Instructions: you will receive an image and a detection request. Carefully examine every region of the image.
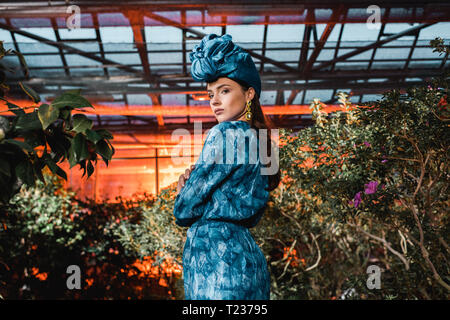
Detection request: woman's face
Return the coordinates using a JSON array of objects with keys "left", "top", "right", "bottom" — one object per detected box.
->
[{"left": 207, "top": 77, "right": 255, "bottom": 123}]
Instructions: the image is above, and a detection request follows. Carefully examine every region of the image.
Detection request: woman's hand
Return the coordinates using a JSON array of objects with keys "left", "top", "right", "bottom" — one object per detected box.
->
[{"left": 176, "top": 165, "right": 195, "bottom": 196}]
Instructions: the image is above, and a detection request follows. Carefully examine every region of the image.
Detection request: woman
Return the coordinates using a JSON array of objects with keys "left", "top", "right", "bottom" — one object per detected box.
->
[{"left": 173, "top": 33, "right": 280, "bottom": 300}]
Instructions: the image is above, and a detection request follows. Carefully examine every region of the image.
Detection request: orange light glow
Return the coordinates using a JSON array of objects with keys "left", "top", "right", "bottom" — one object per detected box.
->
[
  {"left": 31, "top": 267, "right": 48, "bottom": 281},
  {"left": 124, "top": 251, "right": 182, "bottom": 287},
  {"left": 1, "top": 99, "right": 349, "bottom": 116},
  {"left": 191, "top": 94, "right": 210, "bottom": 101}
]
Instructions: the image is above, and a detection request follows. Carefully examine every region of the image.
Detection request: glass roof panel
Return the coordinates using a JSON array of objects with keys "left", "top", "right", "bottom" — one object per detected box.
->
[
  {"left": 104, "top": 53, "right": 141, "bottom": 65},
  {"left": 0, "top": 29, "right": 13, "bottom": 42},
  {"left": 260, "top": 90, "right": 277, "bottom": 105},
  {"left": 100, "top": 27, "right": 133, "bottom": 43},
  {"left": 59, "top": 27, "right": 97, "bottom": 40},
  {"left": 148, "top": 52, "right": 182, "bottom": 65},
  {"left": 22, "top": 54, "right": 63, "bottom": 67},
  {"left": 411, "top": 47, "right": 439, "bottom": 59},
  {"left": 14, "top": 27, "right": 56, "bottom": 42},
  {"left": 126, "top": 94, "right": 153, "bottom": 105},
  {"left": 383, "top": 22, "right": 420, "bottom": 35},
  {"left": 340, "top": 23, "right": 380, "bottom": 41},
  {"left": 145, "top": 26, "right": 182, "bottom": 45},
  {"left": 17, "top": 42, "right": 59, "bottom": 54},
  {"left": 419, "top": 22, "right": 450, "bottom": 39},
  {"left": 374, "top": 47, "right": 410, "bottom": 60},
  {"left": 64, "top": 54, "right": 102, "bottom": 66},
  {"left": 303, "top": 89, "right": 334, "bottom": 103},
  {"left": 265, "top": 49, "right": 299, "bottom": 62},
  {"left": 161, "top": 94, "right": 186, "bottom": 105},
  {"left": 227, "top": 25, "right": 265, "bottom": 42},
  {"left": 11, "top": 18, "right": 51, "bottom": 28},
  {"left": 64, "top": 41, "right": 100, "bottom": 52},
  {"left": 267, "top": 24, "right": 304, "bottom": 42}
]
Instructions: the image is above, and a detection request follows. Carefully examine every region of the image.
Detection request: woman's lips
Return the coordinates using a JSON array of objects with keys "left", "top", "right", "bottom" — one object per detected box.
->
[{"left": 214, "top": 108, "right": 224, "bottom": 115}]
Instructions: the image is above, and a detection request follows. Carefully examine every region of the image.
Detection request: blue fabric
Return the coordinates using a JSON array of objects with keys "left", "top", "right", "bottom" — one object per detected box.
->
[
  {"left": 189, "top": 33, "right": 262, "bottom": 97},
  {"left": 173, "top": 121, "right": 270, "bottom": 300}
]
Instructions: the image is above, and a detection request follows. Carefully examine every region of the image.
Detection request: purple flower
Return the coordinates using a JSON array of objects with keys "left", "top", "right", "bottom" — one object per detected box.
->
[
  {"left": 381, "top": 159, "right": 388, "bottom": 163},
  {"left": 350, "top": 191, "right": 362, "bottom": 208},
  {"left": 364, "top": 181, "right": 379, "bottom": 195},
  {"left": 363, "top": 141, "right": 371, "bottom": 147}
]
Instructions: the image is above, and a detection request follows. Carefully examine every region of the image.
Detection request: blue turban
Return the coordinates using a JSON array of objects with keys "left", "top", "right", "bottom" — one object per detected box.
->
[{"left": 189, "top": 33, "right": 261, "bottom": 97}]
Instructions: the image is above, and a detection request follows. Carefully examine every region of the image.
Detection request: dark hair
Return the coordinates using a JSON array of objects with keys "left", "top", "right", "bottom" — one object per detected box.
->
[{"left": 210, "top": 77, "right": 281, "bottom": 192}]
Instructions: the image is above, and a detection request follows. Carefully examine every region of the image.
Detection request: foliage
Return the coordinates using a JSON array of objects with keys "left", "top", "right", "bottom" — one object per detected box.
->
[
  {"left": 0, "top": 171, "right": 182, "bottom": 299},
  {"left": 251, "top": 78, "right": 449, "bottom": 299},
  {"left": 0, "top": 40, "right": 115, "bottom": 205}
]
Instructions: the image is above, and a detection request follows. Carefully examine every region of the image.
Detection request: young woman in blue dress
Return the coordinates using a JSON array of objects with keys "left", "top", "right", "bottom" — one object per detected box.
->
[{"left": 173, "top": 33, "right": 281, "bottom": 300}]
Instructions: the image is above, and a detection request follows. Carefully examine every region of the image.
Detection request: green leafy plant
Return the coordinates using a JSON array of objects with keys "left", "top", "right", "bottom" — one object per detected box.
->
[
  {"left": 0, "top": 171, "right": 181, "bottom": 299},
  {"left": 0, "top": 40, "right": 115, "bottom": 205}
]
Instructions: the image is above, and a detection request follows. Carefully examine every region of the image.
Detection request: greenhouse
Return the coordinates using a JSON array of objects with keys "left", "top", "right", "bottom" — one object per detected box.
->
[{"left": 0, "top": 0, "right": 449, "bottom": 303}]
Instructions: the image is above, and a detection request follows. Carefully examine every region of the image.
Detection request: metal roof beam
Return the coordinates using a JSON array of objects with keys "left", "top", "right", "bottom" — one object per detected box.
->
[
  {"left": 313, "top": 22, "right": 436, "bottom": 71},
  {"left": 145, "top": 11, "right": 300, "bottom": 73}
]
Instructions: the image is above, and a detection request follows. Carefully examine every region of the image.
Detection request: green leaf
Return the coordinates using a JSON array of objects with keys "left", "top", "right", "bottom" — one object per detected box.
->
[
  {"left": 65, "top": 89, "right": 82, "bottom": 95},
  {"left": 60, "top": 108, "right": 71, "bottom": 120},
  {"left": 33, "top": 158, "right": 46, "bottom": 185},
  {"left": 85, "top": 128, "right": 102, "bottom": 143},
  {"left": 44, "top": 156, "right": 68, "bottom": 180},
  {"left": 87, "top": 160, "right": 94, "bottom": 178},
  {"left": 45, "top": 131, "right": 70, "bottom": 162},
  {"left": 72, "top": 133, "right": 89, "bottom": 162},
  {"left": 15, "top": 111, "right": 42, "bottom": 131},
  {"left": 23, "top": 130, "right": 46, "bottom": 149},
  {"left": 68, "top": 144, "right": 77, "bottom": 168},
  {"left": 51, "top": 93, "right": 93, "bottom": 110},
  {"left": 38, "top": 103, "right": 60, "bottom": 130},
  {"left": 72, "top": 114, "right": 93, "bottom": 133},
  {"left": 95, "top": 129, "right": 113, "bottom": 140},
  {"left": 96, "top": 139, "right": 113, "bottom": 163},
  {"left": 3, "top": 139, "right": 35, "bottom": 153},
  {"left": 15, "top": 160, "right": 35, "bottom": 187},
  {"left": 79, "top": 160, "right": 87, "bottom": 178},
  {"left": 0, "top": 158, "right": 11, "bottom": 177},
  {"left": 19, "top": 82, "right": 40, "bottom": 103}
]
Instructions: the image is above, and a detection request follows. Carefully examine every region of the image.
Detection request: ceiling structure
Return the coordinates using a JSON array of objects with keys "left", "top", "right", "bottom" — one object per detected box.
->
[
  {"left": 1, "top": 0, "right": 449, "bottom": 198},
  {"left": 1, "top": 0, "right": 450, "bottom": 142}
]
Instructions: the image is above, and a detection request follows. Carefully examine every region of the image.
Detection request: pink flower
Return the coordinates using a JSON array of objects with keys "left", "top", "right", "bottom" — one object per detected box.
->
[
  {"left": 364, "top": 181, "right": 379, "bottom": 194},
  {"left": 349, "top": 191, "right": 362, "bottom": 208},
  {"left": 363, "top": 141, "right": 371, "bottom": 147}
]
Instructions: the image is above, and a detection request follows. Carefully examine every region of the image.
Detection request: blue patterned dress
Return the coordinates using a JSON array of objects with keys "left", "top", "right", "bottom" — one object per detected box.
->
[{"left": 173, "top": 120, "right": 271, "bottom": 300}]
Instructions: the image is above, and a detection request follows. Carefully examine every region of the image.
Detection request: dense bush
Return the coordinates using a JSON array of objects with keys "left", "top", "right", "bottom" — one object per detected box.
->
[
  {"left": 0, "top": 171, "right": 182, "bottom": 299},
  {"left": 253, "top": 82, "right": 449, "bottom": 299}
]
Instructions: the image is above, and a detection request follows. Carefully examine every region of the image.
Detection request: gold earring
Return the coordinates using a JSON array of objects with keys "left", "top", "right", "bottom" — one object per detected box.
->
[{"left": 245, "top": 100, "right": 252, "bottom": 121}]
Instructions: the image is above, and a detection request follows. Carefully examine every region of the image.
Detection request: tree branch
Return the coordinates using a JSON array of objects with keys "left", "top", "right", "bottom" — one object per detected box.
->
[{"left": 347, "top": 222, "right": 410, "bottom": 270}]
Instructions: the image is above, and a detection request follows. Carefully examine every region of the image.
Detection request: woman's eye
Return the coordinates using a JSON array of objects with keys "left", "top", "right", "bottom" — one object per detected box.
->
[{"left": 221, "top": 89, "right": 229, "bottom": 94}]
